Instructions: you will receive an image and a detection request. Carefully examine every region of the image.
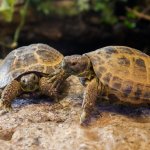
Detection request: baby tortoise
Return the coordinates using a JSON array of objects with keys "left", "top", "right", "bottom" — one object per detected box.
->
[
  {"left": 0, "top": 43, "right": 65, "bottom": 111},
  {"left": 58, "top": 46, "right": 150, "bottom": 124}
]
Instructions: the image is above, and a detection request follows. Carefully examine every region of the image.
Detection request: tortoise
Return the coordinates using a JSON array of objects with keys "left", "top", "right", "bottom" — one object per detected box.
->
[
  {"left": 55, "top": 46, "right": 150, "bottom": 124},
  {"left": 0, "top": 43, "right": 65, "bottom": 111}
]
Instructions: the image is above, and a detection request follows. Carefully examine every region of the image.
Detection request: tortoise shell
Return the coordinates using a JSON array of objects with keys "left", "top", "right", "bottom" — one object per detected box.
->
[
  {"left": 0, "top": 43, "right": 63, "bottom": 88},
  {"left": 85, "top": 46, "right": 150, "bottom": 102}
]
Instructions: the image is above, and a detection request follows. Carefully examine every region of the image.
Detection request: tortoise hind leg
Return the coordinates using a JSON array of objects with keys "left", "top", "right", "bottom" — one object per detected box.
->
[
  {"left": 0, "top": 80, "right": 21, "bottom": 111},
  {"left": 80, "top": 77, "right": 100, "bottom": 125}
]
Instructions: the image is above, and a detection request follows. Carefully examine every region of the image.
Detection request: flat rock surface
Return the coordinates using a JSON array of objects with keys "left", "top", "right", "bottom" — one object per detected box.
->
[
  {"left": 0, "top": 59, "right": 3, "bottom": 64},
  {"left": 0, "top": 58, "right": 150, "bottom": 150}
]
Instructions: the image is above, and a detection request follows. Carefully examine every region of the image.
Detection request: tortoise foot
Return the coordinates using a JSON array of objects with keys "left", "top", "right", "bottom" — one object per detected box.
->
[
  {"left": 0, "top": 101, "right": 13, "bottom": 112},
  {"left": 80, "top": 111, "right": 91, "bottom": 126}
]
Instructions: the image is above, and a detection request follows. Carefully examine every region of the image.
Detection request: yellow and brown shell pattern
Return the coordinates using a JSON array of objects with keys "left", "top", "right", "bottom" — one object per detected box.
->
[
  {"left": 86, "top": 46, "right": 150, "bottom": 104},
  {"left": 0, "top": 43, "right": 63, "bottom": 88}
]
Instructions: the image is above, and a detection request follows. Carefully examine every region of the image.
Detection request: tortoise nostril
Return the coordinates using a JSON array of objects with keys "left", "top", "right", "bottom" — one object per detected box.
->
[
  {"left": 22, "top": 79, "right": 26, "bottom": 83},
  {"left": 71, "top": 62, "right": 77, "bottom": 66}
]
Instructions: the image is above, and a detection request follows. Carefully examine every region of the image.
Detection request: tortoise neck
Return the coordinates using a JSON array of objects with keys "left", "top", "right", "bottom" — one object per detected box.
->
[{"left": 78, "top": 56, "right": 94, "bottom": 80}]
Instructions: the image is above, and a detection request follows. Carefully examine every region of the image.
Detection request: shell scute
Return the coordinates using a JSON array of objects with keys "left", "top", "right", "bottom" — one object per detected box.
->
[
  {"left": 13, "top": 53, "right": 38, "bottom": 70},
  {"left": 144, "top": 92, "right": 150, "bottom": 99},
  {"left": 135, "top": 58, "right": 146, "bottom": 68},
  {"left": 0, "top": 43, "right": 63, "bottom": 88},
  {"left": 117, "top": 56, "right": 130, "bottom": 67},
  {"left": 115, "top": 46, "right": 134, "bottom": 54},
  {"left": 86, "top": 46, "right": 150, "bottom": 100},
  {"left": 101, "top": 72, "right": 112, "bottom": 84},
  {"left": 11, "top": 69, "right": 25, "bottom": 79},
  {"left": 27, "top": 65, "right": 45, "bottom": 72},
  {"left": 103, "top": 46, "right": 118, "bottom": 54},
  {"left": 134, "top": 84, "right": 143, "bottom": 99},
  {"left": 121, "top": 80, "right": 133, "bottom": 97}
]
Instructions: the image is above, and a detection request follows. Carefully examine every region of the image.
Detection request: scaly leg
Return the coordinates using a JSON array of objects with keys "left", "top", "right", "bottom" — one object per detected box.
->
[
  {"left": 39, "top": 71, "right": 69, "bottom": 101},
  {"left": 0, "top": 80, "right": 21, "bottom": 111},
  {"left": 48, "top": 70, "right": 69, "bottom": 91},
  {"left": 80, "top": 77, "right": 100, "bottom": 125},
  {"left": 39, "top": 77, "right": 56, "bottom": 98}
]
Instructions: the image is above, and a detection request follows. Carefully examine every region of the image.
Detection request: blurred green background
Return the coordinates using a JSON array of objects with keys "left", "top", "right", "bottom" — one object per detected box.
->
[{"left": 0, "top": 0, "right": 150, "bottom": 58}]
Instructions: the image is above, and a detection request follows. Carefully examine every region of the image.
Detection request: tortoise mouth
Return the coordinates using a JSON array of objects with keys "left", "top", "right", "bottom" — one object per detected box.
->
[
  {"left": 20, "top": 73, "right": 40, "bottom": 92},
  {"left": 21, "top": 83, "right": 39, "bottom": 92}
]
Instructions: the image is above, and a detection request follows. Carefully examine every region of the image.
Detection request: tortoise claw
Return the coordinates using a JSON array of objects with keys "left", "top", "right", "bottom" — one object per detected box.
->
[
  {"left": 3, "top": 106, "right": 13, "bottom": 112},
  {"left": 80, "top": 111, "right": 90, "bottom": 125},
  {"left": 0, "top": 101, "right": 13, "bottom": 112}
]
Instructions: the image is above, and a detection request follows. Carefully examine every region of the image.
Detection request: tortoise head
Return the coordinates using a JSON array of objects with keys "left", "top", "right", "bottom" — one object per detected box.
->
[
  {"left": 61, "top": 55, "right": 91, "bottom": 77},
  {"left": 20, "top": 73, "right": 39, "bottom": 92}
]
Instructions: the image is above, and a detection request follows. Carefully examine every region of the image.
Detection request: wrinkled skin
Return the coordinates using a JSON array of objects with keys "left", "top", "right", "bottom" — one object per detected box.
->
[
  {"left": 0, "top": 72, "right": 65, "bottom": 111},
  {"left": 62, "top": 55, "right": 100, "bottom": 125}
]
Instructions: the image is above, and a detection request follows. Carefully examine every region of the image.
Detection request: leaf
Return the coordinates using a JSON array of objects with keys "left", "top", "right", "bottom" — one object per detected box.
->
[
  {"left": 93, "top": 2, "right": 106, "bottom": 12},
  {"left": 77, "top": 0, "right": 90, "bottom": 12},
  {"left": 124, "top": 20, "right": 136, "bottom": 29},
  {"left": 0, "top": 0, "right": 16, "bottom": 22}
]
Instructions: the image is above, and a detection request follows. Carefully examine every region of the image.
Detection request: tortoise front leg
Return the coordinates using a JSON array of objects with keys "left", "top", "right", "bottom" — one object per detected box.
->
[
  {"left": 39, "top": 76, "right": 60, "bottom": 101},
  {"left": 0, "top": 80, "right": 22, "bottom": 111},
  {"left": 80, "top": 77, "right": 100, "bottom": 125},
  {"left": 39, "top": 72, "right": 69, "bottom": 101},
  {"left": 47, "top": 69, "right": 69, "bottom": 91},
  {"left": 39, "top": 77, "right": 55, "bottom": 97}
]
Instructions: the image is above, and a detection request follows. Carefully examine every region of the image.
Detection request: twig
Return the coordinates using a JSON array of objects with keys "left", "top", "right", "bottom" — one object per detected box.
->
[
  {"left": 12, "top": 0, "right": 29, "bottom": 48},
  {"left": 127, "top": 7, "right": 150, "bottom": 21}
]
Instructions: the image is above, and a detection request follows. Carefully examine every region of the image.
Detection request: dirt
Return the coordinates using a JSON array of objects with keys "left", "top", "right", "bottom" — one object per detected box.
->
[{"left": 0, "top": 74, "right": 149, "bottom": 150}]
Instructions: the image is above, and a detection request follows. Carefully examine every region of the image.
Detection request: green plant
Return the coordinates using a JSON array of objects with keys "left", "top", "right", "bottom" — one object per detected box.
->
[
  {"left": 0, "top": 0, "right": 150, "bottom": 47},
  {"left": 12, "top": 0, "right": 29, "bottom": 48},
  {"left": 77, "top": 0, "right": 90, "bottom": 12},
  {"left": 92, "top": 0, "right": 118, "bottom": 24},
  {"left": 0, "top": 0, "right": 16, "bottom": 22},
  {"left": 30, "top": 0, "right": 77, "bottom": 16},
  {"left": 0, "top": 0, "right": 29, "bottom": 48}
]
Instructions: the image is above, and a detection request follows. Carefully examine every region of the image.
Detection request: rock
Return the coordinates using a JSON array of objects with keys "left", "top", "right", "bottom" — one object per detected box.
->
[
  {"left": 0, "top": 76, "right": 150, "bottom": 150},
  {"left": 0, "top": 59, "right": 3, "bottom": 64}
]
